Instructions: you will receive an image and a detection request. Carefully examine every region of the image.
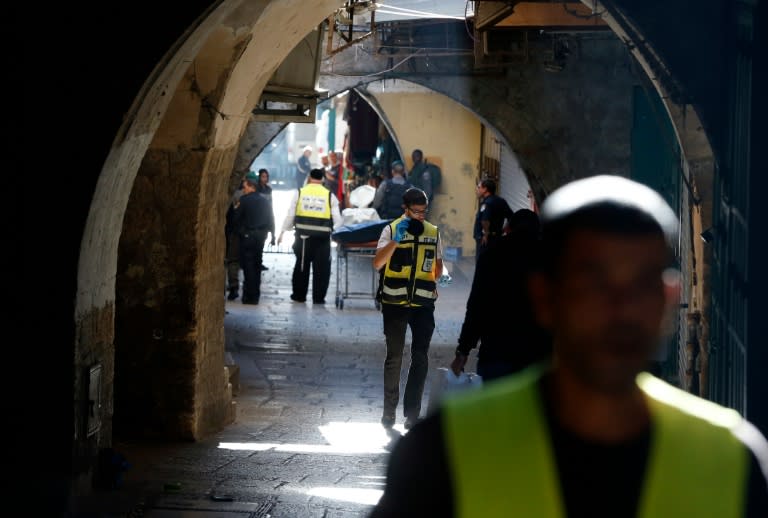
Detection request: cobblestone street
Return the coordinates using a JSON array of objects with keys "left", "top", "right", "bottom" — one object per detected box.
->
[{"left": 101, "top": 189, "right": 475, "bottom": 517}]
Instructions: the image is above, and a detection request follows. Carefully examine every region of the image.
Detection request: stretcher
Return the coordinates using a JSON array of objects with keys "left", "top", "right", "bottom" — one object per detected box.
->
[
  {"left": 331, "top": 219, "right": 391, "bottom": 310},
  {"left": 333, "top": 241, "right": 380, "bottom": 310}
]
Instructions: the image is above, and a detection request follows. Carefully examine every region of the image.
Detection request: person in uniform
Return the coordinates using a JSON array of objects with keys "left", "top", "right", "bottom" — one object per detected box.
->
[
  {"left": 473, "top": 178, "right": 513, "bottom": 261},
  {"left": 278, "top": 168, "right": 342, "bottom": 304},
  {"left": 256, "top": 168, "right": 276, "bottom": 271},
  {"left": 233, "top": 170, "right": 273, "bottom": 305},
  {"left": 373, "top": 188, "right": 443, "bottom": 431},
  {"left": 370, "top": 175, "right": 768, "bottom": 517}
]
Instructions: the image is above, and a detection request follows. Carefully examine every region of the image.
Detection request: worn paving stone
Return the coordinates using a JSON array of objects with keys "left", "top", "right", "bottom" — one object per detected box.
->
[{"left": 106, "top": 195, "right": 475, "bottom": 516}]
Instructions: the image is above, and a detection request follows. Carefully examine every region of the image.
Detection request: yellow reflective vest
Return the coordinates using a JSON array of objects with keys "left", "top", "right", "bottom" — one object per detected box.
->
[
  {"left": 443, "top": 367, "right": 749, "bottom": 518},
  {"left": 294, "top": 183, "right": 333, "bottom": 236},
  {"left": 381, "top": 216, "right": 439, "bottom": 307}
]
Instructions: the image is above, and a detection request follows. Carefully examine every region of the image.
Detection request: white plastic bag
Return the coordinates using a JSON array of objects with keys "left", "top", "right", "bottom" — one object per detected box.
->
[
  {"left": 348, "top": 184, "right": 376, "bottom": 208},
  {"left": 341, "top": 207, "right": 381, "bottom": 226},
  {"left": 426, "top": 367, "right": 483, "bottom": 415}
]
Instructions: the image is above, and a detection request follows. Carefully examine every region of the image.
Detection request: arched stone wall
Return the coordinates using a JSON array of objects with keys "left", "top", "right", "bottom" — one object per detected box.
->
[{"left": 73, "top": 0, "right": 345, "bottom": 489}]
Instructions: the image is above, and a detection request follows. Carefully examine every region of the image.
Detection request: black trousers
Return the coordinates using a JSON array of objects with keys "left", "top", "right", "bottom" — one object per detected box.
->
[
  {"left": 291, "top": 234, "right": 331, "bottom": 302},
  {"left": 225, "top": 231, "right": 240, "bottom": 292},
  {"left": 239, "top": 231, "right": 267, "bottom": 302},
  {"left": 381, "top": 304, "right": 435, "bottom": 420}
]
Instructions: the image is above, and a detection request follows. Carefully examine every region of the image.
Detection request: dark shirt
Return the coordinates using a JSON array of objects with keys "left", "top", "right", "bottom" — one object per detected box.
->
[
  {"left": 457, "top": 231, "right": 550, "bottom": 368},
  {"left": 297, "top": 155, "right": 311, "bottom": 175},
  {"left": 234, "top": 191, "right": 272, "bottom": 235},
  {"left": 370, "top": 383, "right": 768, "bottom": 518},
  {"left": 408, "top": 162, "right": 433, "bottom": 201},
  {"left": 473, "top": 194, "right": 512, "bottom": 240},
  {"left": 256, "top": 184, "right": 275, "bottom": 235}
]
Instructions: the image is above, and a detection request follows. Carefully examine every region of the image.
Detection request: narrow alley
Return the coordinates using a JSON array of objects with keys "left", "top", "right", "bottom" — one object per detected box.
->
[{"left": 78, "top": 186, "right": 475, "bottom": 517}]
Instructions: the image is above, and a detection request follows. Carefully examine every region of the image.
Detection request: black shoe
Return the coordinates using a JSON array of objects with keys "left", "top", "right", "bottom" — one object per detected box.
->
[
  {"left": 260, "top": 264, "right": 268, "bottom": 271},
  {"left": 241, "top": 297, "right": 259, "bottom": 305},
  {"left": 227, "top": 290, "right": 238, "bottom": 301},
  {"left": 404, "top": 416, "right": 421, "bottom": 430},
  {"left": 313, "top": 299, "right": 325, "bottom": 304},
  {"left": 381, "top": 414, "right": 396, "bottom": 429},
  {"left": 290, "top": 294, "right": 306, "bottom": 303}
]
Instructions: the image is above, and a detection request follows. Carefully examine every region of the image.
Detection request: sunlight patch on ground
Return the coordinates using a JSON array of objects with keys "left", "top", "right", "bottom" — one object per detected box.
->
[
  {"left": 307, "top": 486, "right": 383, "bottom": 506},
  {"left": 219, "top": 420, "right": 403, "bottom": 454}
]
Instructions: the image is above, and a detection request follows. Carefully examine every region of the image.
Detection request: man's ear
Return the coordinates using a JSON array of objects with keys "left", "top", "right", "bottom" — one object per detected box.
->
[{"left": 528, "top": 272, "right": 554, "bottom": 329}]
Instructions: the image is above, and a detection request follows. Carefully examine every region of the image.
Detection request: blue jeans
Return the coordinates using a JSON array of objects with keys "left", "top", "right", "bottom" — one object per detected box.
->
[{"left": 381, "top": 304, "right": 435, "bottom": 420}]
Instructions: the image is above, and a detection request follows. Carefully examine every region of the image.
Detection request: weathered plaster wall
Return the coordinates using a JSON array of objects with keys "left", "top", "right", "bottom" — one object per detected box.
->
[{"left": 369, "top": 85, "right": 481, "bottom": 254}]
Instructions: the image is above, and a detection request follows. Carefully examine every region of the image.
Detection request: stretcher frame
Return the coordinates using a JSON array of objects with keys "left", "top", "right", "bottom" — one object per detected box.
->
[{"left": 333, "top": 241, "right": 380, "bottom": 310}]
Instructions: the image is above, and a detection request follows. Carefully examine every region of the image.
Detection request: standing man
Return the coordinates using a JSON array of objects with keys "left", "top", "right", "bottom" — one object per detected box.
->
[
  {"left": 233, "top": 171, "right": 273, "bottom": 305},
  {"left": 473, "top": 178, "right": 513, "bottom": 261},
  {"left": 453, "top": 208, "right": 550, "bottom": 382},
  {"left": 370, "top": 175, "right": 768, "bottom": 517},
  {"left": 407, "top": 149, "right": 437, "bottom": 204},
  {"left": 373, "top": 188, "right": 443, "bottom": 431},
  {"left": 256, "top": 168, "right": 276, "bottom": 271},
  {"left": 278, "top": 168, "right": 343, "bottom": 304},
  {"left": 325, "top": 150, "right": 348, "bottom": 210},
  {"left": 225, "top": 175, "right": 246, "bottom": 300},
  {"left": 372, "top": 160, "right": 413, "bottom": 220},
  {"left": 296, "top": 145, "right": 312, "bottom": 190}
]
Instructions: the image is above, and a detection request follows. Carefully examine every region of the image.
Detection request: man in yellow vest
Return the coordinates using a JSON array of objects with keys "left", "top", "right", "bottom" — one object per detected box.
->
[
  {"left": 370, "top": 175, "right": 768, "bottom": 517},
  {"left": 373, "top": 188, "right": 443, "bottom": 431},
  {"left": 278, "top": 168, "right": 342, "bottom": 304}
]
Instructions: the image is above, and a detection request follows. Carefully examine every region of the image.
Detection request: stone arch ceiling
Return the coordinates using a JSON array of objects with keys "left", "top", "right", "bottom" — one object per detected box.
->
[{"left": 231, "top": 3, "right": 714, "bottom": 204}]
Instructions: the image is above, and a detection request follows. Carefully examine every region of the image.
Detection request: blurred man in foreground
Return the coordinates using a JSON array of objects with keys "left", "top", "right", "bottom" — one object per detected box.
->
[{"left": 370, "top": 175, "right": 768, "bottom": 517}]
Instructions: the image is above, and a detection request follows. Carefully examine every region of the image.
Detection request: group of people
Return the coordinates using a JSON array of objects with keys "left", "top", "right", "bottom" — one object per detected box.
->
[
  {"left": 296, "top": 145, "right": 352, "bottom": 210},
  {"left": 231, "top": 158, "right": 767, "bottom": 516},
  {"left": 373, "top": 149, "right": 441, "bottom": 220}
]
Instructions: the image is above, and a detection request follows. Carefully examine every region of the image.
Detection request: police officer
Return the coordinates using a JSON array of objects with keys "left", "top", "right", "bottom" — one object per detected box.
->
[
  {"left": 473, "top": 178, "right": 513, "bottom": 261},
  {"left": 278, "top": 168, "right": 342, "bottom": 304},
  {"left": 373, "top": 188, "right": 443, "bottom": 431},
  {"left": 233, "top": 170, "right": 273, "bottom": 305}
]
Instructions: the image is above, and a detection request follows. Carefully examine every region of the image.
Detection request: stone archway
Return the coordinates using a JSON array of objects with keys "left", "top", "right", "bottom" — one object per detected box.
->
[{"left": 73, "top": 0, "right": 346, "bottom": 489}]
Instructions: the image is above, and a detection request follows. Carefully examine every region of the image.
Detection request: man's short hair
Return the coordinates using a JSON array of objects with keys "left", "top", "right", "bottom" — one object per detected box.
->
[
  {"left": 538, "top": 175, "right": 679, "bottom": 274},
  {"left": 309, "top": 168, "right": 325, "bottom": 180},
  {"left": 391, "top": 160, "right": 405, "bottom": 174},
  {"left": 403, "top": 187, "right": 428, "bottom": 207},
  {"left": 480, "top": 178, "right": 497, "bottom": 194}
]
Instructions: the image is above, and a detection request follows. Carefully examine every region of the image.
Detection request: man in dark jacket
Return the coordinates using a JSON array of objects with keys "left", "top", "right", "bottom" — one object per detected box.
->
[
  {"left": 233, "top": 170, "right": 273, "bottom": 305},
  {"left": 225, "top": 175, "right": 245, "bottom": 300},
  {"left": 372, "top": 160, "right": 412, "bottom": 220},
  {"left": 452, "top": 209, "right": 550, "bottom": 381},
  {"left": 473, "top": 178, "right": 513, "bottom": 261},
  {"left": 256, "top": 168, "right": 276, "bottom": 271}
]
